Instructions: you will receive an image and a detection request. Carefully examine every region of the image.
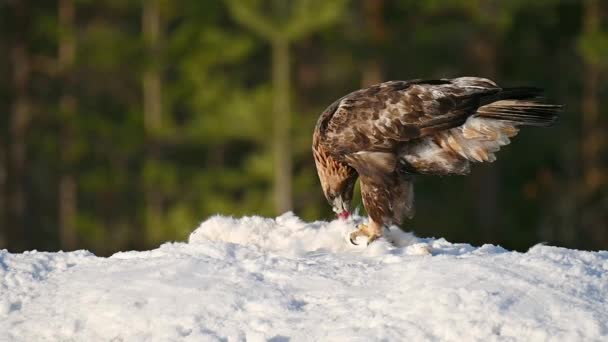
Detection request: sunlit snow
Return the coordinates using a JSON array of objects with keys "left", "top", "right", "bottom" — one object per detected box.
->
[{"left": 1, "top": 212, "right": 607, "bottom": 341}]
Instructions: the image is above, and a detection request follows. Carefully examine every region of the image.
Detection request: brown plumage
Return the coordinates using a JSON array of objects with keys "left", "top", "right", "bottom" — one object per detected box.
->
[{"left": 312, "top": 77, "right": 562, "bottom": 245}]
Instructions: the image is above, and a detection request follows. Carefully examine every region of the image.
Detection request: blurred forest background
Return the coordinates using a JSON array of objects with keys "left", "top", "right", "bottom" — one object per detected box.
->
[{"left": 0, "top": 0, "right": 607, "bottom": 255}]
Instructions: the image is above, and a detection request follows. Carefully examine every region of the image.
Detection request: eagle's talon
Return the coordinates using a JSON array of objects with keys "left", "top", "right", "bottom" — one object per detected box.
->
[
  {"left": 349, "top": 230, "right": 363, "bottom": 246},
  {"left": 349, "top": 224, "right": 381, "bottom": 246}
]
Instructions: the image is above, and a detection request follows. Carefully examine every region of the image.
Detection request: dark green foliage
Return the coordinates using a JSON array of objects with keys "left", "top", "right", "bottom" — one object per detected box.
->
[{"left": 1, "top": 0, "right": 606, "bottom": 255}]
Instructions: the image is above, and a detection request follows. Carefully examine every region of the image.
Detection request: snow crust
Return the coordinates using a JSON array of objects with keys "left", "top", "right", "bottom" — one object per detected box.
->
[{"left": 1, "top": 212, "right": 607, "bottom": 341}]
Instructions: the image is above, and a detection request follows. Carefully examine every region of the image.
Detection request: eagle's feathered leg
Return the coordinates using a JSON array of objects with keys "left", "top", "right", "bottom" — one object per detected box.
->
[{"left": 345, "top": 151, "right": 415, "bottom": 245}]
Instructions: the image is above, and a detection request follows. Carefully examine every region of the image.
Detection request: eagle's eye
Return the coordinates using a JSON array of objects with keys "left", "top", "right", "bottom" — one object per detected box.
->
[{"left": 326, "top": 192, "right": 336, "bottom": 203}]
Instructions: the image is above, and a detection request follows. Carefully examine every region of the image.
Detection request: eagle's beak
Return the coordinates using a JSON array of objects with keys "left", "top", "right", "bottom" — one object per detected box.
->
[
  {"left": 337, "top": 211, "right": 351, "bottom": 220},
  {"left": 332, "top": 197, "right": 350, "bottom": 220}
]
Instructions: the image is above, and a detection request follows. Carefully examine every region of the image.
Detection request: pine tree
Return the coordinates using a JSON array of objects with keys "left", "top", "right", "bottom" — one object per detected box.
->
[
  {"left": 8, "top": 0, "right": 31, "bottom": 250},
  {"left": 226, "top": 0, "right": 347, "bottom": 214},
  {"left": 142, "top": 0, "right": 165, "bottom": 244}
]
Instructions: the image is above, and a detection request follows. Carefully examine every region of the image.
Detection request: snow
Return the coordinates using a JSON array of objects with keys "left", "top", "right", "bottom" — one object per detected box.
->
[{"left": 1, "top": 212, "right": 607, "bottom": 341}]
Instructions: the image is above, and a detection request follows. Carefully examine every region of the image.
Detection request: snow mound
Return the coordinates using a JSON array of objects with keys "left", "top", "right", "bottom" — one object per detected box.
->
[
  {"left": 189, "top": 212, "right": 426, "bottom": 257},
  {"left": 1, "top": 213, "right": 607, "bottom": 341}
]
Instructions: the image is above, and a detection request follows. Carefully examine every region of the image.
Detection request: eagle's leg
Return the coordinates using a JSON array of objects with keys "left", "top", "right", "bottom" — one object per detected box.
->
[{"left": 349, "top": 219, "right": 383, "bottom": 245}]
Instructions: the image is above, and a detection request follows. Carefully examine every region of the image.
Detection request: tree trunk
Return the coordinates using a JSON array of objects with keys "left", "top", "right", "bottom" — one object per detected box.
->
[
  {"left": 143, "top": 0, "right": 162, "bottom": 132},
  {"left": 470, "top": 34, "right": 500, "bottom": 243},
  {"left": 578, "top": 0, "right": 605, "bottom": 247},
  {"left": 58, "top": 0, "right": 78, "bottom": 250},
  {"left": 361, "top": 0, "right": 386, "bottom": 87},
  {"left": 272, "top": 38, "right": 293, "bottom": 214},
  {"left": 142, "top": 0, "right": 164, "bottom": 242},
  {"left": 581, "top": 0, "right": 602, "bottom": 196},
  {"left": 0, "top": 142, "right": 6, "bottom": 247},
  {"left": 8, "top": 0, "right": 30, "bottom": 250}
]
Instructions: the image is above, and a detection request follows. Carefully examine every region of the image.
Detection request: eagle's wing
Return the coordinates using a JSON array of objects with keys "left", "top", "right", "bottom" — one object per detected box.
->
[
  {"left": 321, "top": 77, "right": 559, "bottom": 175},
  {"left": 319, "top": 77, "right": 501, "bottom": 155}
]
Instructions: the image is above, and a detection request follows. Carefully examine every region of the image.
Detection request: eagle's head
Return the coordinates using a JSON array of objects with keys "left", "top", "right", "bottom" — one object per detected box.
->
[{"left": 312, "top": 139, "right": 358, "bottom": 220}]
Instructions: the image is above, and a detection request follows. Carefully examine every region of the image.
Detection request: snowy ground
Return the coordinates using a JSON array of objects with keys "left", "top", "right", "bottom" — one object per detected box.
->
[{"left": 1, "top": 213, "right": 607, "bottom": 341}]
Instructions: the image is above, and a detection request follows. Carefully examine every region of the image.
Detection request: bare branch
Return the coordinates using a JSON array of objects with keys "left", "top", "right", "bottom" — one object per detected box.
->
[{"left": 225, "top": 0, "right": 282, "bottom": 41}]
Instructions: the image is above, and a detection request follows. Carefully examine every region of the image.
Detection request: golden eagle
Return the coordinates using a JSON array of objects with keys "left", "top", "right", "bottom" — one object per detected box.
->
[{"left": 312, "top": 77, "right": 561, "bottom": 245}]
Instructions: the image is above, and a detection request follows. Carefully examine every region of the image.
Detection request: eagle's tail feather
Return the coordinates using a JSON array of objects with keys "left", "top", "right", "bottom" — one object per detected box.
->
[
  {"left": 484, "top": 86, "right": 543, "bottom": 102},
  {"left": 478, "top": 87, "right": 562, "bottom": 127}
]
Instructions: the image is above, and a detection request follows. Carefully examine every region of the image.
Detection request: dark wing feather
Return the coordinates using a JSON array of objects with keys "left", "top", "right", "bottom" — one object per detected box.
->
[{"left": 320, "top": 77, "right": 501, "bottom": 155}]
